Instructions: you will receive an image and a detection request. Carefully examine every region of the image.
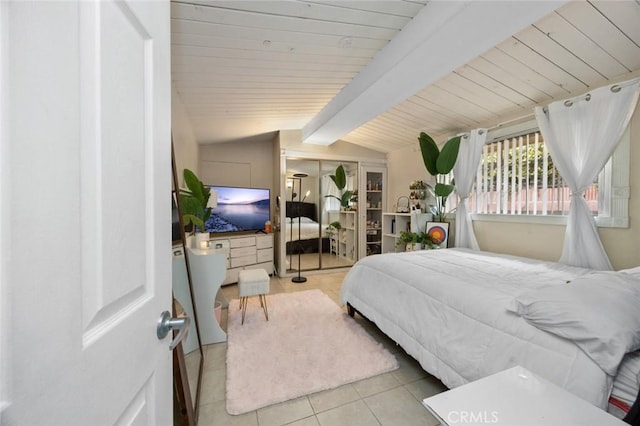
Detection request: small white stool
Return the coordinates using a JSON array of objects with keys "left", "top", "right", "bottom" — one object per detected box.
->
[{"left": 238, "top": 269, "right": 270, "bottom": 325}]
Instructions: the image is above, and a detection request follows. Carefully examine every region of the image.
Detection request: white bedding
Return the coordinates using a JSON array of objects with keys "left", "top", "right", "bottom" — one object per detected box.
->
[
  {"left": 285, "top": 218, "right": 327, "bottom": 242},
  {"left": 612, "top": 351, "right": 640, "bottom": 406},
  {"left": 339, "top": 248, "right": 614, "bottom": 409}
]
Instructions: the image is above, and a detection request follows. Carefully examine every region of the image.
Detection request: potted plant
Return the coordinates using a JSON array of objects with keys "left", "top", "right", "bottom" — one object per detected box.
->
[
  {"left": 325, "top": 164, "right": 355, "bottom": 210},
  {"left": 326, "top": 221, "right": 342, "bottom": 234},
  {"left": 418, "top": 132, "right": 461, "bottom": 222},
  {"left": 179, "top": 169, "right": 212, "bottom": 248},
  {"left": 418, "top": 231, "right": 437, "bottom": 249},
  {"left": 397, "top": 230, "right": 421, "bottom": 251},
  {"left": 349, "top": 190, "right": 358, "bottom": 210}
]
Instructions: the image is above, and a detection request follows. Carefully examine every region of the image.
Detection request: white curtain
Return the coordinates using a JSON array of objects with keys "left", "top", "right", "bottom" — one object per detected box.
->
[
  {"left": 534, "top": 78, "right": 640, "bottom": 270},
  {"left": 322, "top": 175, "right": 340, "bottom": 212},
  {"left": 346, "top": 174, "right": 355, "bottom": 193},
  {"left": 453, "top": 128, "right": 487, "bottom": 250}
]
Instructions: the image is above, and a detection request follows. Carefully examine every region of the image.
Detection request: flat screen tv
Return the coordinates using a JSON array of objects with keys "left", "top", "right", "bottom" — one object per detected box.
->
[{"left": 205, "top": 186, "right": 270, "bottom": 234}]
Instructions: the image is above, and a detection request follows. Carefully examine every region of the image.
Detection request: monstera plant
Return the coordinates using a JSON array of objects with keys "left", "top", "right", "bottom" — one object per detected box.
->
[{"left": 418, "top": 132, "right": 461, "bottom": 222}]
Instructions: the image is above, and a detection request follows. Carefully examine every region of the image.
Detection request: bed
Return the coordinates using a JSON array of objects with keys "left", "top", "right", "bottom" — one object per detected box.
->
[
  {"left": 340, "top": 248, "right": 640, "bottom": 415},
  {"left": 285, "top": 201, "right": 329, "bottom": 254}
]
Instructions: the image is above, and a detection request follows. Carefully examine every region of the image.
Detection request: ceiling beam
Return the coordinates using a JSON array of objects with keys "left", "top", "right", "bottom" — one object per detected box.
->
[{"left": 302, "top": 0, "right": 568, "bottom": 146}]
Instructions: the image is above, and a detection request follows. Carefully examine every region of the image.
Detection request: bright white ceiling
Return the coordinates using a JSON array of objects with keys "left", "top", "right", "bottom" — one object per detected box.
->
[{"left": 171, "top": 0, "right": 640, "bottom": 153}]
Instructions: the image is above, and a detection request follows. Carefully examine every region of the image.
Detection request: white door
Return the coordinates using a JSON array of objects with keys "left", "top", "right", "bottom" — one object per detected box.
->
[{"left": 1, "top": 1, "right": 172, "bottom": 424}]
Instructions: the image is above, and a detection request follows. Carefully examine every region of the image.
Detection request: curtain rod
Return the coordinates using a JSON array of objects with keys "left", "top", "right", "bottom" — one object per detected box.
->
[
  {"left": 459, "top": 77, "right": 640, "bottom": 137},
  {"left": 543, "top": 77, "right": 640, "bottom": 111},
  {"left": 485, "top": 112, "right": 536, "bottom": 133}
]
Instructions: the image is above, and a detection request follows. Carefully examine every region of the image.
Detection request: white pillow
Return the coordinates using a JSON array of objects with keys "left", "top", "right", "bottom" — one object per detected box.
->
[{"left": 507, "top": 272, "right": 640, "bottom": 376}]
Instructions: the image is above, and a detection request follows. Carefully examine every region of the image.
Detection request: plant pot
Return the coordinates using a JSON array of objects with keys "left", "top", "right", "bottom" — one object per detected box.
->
[
  {"left": 194, "top": 232, "right": 210, "bottom": 249},
  {"left": 406, "top": 243, "right": 422, "bottom": 251}
]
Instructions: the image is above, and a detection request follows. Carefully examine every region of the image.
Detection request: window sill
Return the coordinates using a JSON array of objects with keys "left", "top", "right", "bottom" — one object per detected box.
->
[{"left": 469, "top": 213, "right": 627, "bottom": 228}]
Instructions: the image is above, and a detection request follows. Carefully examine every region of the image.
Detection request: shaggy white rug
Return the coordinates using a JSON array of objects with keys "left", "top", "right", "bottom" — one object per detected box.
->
[{"left": 225, "top": 289, "right": 399, "bottom": 415}]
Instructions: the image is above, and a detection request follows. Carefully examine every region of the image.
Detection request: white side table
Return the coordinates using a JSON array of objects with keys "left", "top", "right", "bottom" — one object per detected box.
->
[
  {"left": 422, "top": 366, "right": 625, "bottom": 426},
  {"left": 187, "top": 247, "right": 227, "bottom": 345}
]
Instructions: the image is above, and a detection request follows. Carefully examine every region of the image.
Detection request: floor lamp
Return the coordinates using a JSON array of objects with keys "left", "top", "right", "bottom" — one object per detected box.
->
[
  {"left": 287, "top": 178, "right": 296, "bottom": 270},
  {"left": 292, "top": 173, "right": 308, "bottom": 283}
]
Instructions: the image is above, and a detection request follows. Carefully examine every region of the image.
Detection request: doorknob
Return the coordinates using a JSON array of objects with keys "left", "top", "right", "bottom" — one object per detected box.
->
[{"left": 157, "top": 311, "right": 190, "bottom": 351}]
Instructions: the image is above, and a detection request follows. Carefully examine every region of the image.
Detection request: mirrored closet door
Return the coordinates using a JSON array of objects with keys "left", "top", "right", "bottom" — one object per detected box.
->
[
  {"left": 285, "top": 159, "right": 320, "bottom": 272},
  {"left": 284, "top": 158, "right": 358, "bottom": 273}
]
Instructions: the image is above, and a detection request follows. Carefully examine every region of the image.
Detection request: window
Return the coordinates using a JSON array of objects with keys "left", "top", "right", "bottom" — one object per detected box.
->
[
  {"left": 468, "top": 130, "right": 597, "bottom": 215},
  {"left": 463, "top": 121, "right": 630, "bottom": 228}
]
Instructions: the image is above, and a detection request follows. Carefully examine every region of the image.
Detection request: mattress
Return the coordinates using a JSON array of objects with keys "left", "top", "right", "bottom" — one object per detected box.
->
[
  {"left": 340, "top": 248, "right": 613, "bottom": 409},
  {"left": 614, "top": 266, "right": 640, "bottom": 413},
  {"left": 284, "top": 219, "right": 327, "bottom": 242}
]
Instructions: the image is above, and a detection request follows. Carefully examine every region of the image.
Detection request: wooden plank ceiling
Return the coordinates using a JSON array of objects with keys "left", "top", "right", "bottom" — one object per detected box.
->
[{"left": 171, "top": 0, "right": 640, "bottom": 152}]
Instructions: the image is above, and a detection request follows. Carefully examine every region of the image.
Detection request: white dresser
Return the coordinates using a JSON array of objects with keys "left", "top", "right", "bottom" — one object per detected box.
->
[{"left": 210, "top": 233, "right": 274, "bottom": 285}]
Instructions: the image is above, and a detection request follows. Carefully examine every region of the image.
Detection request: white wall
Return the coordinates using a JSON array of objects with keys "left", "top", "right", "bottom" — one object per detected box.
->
[
  {"left": 387, "top": 143, "right": 432, "bottom": 211},
  {"left": 171, "top": 86, "right": 198, "bottom": 186},
  {"left": 198, "top": 137, "right": 275, "bottom": 189}
]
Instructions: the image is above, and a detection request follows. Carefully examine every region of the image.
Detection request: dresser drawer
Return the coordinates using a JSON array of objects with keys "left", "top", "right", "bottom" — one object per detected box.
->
[
  {"left": 210, "top": 238, "right": 230, "bottom": 252},
  {"left": 230, "top": 254, "right": 257, "bottom": 268},
  {"left": 256, "top": 234, "right": 273, "bottom": 249},
  {"left": 229, "top": 236, "right": 255, "bottom": 248},
  {"left": 230, "top": 246, "right": 256, "bottom": 258},
  {"left": 257, "top": 249, "right": 273, "bottom": 263}
]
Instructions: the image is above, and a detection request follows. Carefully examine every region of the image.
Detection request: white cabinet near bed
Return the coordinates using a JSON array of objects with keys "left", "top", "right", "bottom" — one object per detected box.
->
[{"left": 381, "top": 212, "right": 431, "bottom": 253}]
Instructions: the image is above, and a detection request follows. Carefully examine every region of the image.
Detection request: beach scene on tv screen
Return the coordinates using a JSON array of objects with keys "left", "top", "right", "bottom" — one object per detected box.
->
[{"left": 206, "top": 186, "right": 269, "bottom": 233}]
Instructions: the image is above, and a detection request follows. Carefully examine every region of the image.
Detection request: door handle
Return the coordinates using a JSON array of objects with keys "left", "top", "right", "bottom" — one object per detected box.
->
[{"left": 157, "top": 310, "right": 190, "bottom": 351}]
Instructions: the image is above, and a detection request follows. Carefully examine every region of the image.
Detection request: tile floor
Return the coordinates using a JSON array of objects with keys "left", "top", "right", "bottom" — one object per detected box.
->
[{"left": 197, "top": 271, "right": 447, "bottom": 426}]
